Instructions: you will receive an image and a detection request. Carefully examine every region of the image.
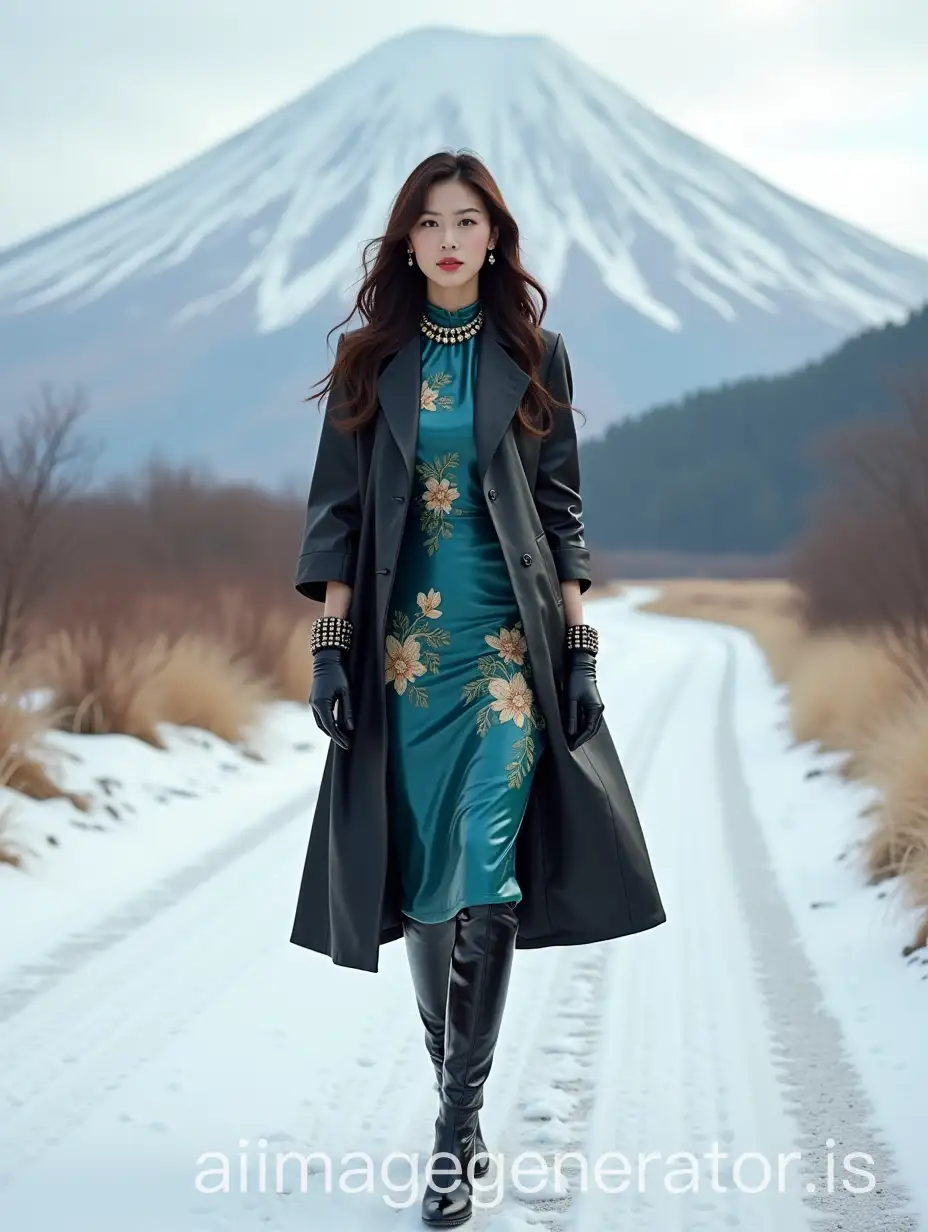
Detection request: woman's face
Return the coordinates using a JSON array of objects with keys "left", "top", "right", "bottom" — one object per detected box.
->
[{"left": 408, "top": 179, "right": 498, "bottom": 291}]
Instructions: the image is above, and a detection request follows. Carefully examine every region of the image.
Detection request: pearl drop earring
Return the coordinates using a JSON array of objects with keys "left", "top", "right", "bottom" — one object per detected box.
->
[
  {"left": 408, "top": 250, "right": 414, "bottom": 266},
  {"left": 488, "top": 249, "right": 495, "bottom": 265}
]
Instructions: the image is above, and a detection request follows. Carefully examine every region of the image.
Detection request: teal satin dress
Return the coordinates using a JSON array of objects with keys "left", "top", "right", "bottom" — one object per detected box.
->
[{"left": 384, "top": 297, "right": 547, "bottom": 923}]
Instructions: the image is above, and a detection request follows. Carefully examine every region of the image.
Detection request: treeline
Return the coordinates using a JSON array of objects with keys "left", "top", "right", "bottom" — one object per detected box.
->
[{"left": 580, "top": 301, "right": 928, "bottom": 555}]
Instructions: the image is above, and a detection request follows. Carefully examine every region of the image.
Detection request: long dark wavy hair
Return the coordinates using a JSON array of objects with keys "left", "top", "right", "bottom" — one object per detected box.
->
[{"left": 304, "top": 150, "right": 573, "bottom": 437}]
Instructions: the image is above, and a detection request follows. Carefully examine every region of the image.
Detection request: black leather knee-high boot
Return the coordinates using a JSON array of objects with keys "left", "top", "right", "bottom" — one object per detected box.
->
[
  {"left": 402, "top": 915, "right": 489, "bottom": 1177},
  {"left": 421, "top": 902, "right": 519, "bottom": 1228}
]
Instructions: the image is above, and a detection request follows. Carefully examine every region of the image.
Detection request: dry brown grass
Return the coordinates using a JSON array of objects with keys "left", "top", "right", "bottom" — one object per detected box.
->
[
  {"left": 0, "top": 611, "right": 282, "bottom": 864},
  {"left": 145, "top": 632, "right": 272, "bottom": 744},
  {"left": 786, "top": 633, "right": 916, "bottom": 758},
  {"left": 130, "top": 584, "right": 313, "bottom": 704},
  {"left": 0, "top": 804, "right": 25, "bottom": 867},
  {"left": 0, "top": 697, "right": 60, "bottom": 802},
  {"left": 278, "top": 617, "right": 315, "bottom": 704},
  {"left": 213, "top": 594, "right": 312, "bottom": 703},
  {"left": 214, "top": 591, "right": 287, "bottom": 685},
  {"left": 31, "top": 625, "right": 275, "bottom": 749},
  {"left": 0, "top": 651, "right": 88, "bottom": 820},
  {"left": 856, "top": 697, "right": 928, "bottom": 885},
  {"left": 35, "top": 629, "right": 171, "bottom": 747},
  {"left": 643, "top": 577, "right": 928, "bottom": 952}
]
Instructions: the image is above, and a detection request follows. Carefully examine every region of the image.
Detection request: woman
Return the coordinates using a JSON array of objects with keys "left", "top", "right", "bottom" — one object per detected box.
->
[{"left": 291, "top": 151, "right": 665, "bottom": 1227}]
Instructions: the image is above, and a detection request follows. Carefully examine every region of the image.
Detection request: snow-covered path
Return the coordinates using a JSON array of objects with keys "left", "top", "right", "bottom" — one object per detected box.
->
[{"left": 0, "top": 595, "right": 923, "bottom": 1230}]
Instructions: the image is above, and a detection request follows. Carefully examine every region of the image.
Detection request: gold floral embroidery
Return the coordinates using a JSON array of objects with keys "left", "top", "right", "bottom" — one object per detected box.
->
[
  {"left": 488, "top": 673, "right": 533, "bottom": 725},
  {"left": 385, "top": 635, "right": 426, "bottom": 695},
  {"left": 416, "top": 587, "right": 442, "bottom": 619},
  {"left": 420, "top": 372, "right": 454, "bottom": 412},
  {"left": 462, "top": 621, "right": 545, "bottom": 788},
  {"left": 484, "top": 625, "right": 527, "bottom": 666},
  {"left": 424, "top": 477, "right": 457, "bottom": 515},
  {"left": 385, "top": 592, "right": 451, "bottom": 707},
  {"left": 417, "top": 453, "right": 460, "bottom": 555}
]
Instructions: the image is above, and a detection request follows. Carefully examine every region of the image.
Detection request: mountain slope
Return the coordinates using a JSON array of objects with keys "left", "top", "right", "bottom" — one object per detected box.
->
[
  {"left": 580, "top": 302, "right": 928, "bottom": 555},
  {"left": 1, "top": 26, "right": 927, "bottom": 480}
]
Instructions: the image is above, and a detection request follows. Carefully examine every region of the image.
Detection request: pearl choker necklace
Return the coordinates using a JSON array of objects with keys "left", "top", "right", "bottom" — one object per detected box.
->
[{"left": 419, "top": 308, "right": 485, "bottom": 345}]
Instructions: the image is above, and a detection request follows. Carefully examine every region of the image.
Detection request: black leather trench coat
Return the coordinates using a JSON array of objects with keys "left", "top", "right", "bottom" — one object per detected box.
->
[{"left": 290, "top": 312, "right": 666, "bottom": 972}]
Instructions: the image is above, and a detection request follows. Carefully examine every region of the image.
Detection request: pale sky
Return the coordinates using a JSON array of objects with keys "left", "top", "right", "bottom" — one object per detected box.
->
[{"left": 1, "top": 0, "right": 927, "bottom": 258}]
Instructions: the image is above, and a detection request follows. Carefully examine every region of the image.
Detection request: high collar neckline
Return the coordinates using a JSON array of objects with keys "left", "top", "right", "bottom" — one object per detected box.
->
[{"left": 423, "top": 298, "right": 481, "bottom": 327}]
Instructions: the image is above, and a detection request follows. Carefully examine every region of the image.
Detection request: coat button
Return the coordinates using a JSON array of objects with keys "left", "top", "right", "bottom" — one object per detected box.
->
[
  {"left": 376, "top": 567, "right": 390, "bottom": 575},
  {"left": 521, "top": 553, "right": 532, "bottom": 567},
  {"left": 487, "top": 488, "right": 498, "bottom": 501}
]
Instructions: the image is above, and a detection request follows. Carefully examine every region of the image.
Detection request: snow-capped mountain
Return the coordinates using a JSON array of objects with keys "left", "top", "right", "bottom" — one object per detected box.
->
[{"left": 1, "top": 26, "right": 927, "bottom": 481}]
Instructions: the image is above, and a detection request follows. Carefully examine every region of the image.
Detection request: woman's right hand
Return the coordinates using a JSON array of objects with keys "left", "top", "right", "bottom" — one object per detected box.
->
[{"left": 309, "top": 647, "right": 355, "bottom": 750}]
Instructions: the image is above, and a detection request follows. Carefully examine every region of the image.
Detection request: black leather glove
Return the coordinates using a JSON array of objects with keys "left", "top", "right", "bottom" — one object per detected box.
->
[
  {"left": 309, "top": 647, "right": 354, "bottom": 750},
  {"left": 563, "top": 648, "right": 604, "bottom": 751}
]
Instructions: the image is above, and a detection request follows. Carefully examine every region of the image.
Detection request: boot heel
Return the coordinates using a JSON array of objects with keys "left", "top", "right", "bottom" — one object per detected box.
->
[{"left": 422, "top": 1100, "right": 480, "bottom": 1227}]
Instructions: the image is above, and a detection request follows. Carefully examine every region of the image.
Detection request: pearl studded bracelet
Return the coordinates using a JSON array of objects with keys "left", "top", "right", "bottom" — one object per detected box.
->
[
  {"left": 565, "top": 623, "right": 599, "bottom": 656},
  {"left": 310, "top": 615, "right": 353, "bottom": 655}
]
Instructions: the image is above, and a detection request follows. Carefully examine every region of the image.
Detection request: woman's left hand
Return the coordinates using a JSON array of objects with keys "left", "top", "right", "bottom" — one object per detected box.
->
[{"left": 563, "top": 648, "right": 605, "bottom": 751}]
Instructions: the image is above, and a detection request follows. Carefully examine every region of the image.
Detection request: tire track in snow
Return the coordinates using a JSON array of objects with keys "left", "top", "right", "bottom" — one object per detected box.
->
[
  {"left": 462, "top": 643, "right": 703, "bottom": 1230},
  {"left": 0, "top": 788, "right": 316, "bottom": 1027},
  {"left": 535, "top": 644, "right": 732, "bottom": 1232},
  {"left": 712, "top": 634, "right": 917, "bottom": 1232},
  {"left": 0, "top": 810, "right": 313, "bottom": 1191}
]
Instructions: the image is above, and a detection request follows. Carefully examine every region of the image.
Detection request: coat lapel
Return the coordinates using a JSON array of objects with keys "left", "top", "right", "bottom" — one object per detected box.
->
[
  {"left": 376, "top": 331, "right": 420, "bottom": 482},
  {"left": 474, "top": 313, "right": 531, "bottom": 483},
  {"left": 376, "top": 311, "right": 531, "bottom": 483}
]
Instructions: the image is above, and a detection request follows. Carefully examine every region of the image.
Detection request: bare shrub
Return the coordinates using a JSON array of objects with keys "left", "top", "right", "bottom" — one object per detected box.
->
[
  {"left": 62, "top": 461, "right": 306, "bottom": 599},
  {"left": 791, "top": 375, "right": 928, "bottom": 686},
  {"left": 0, "top": 385, "right": 98, "bottom": 659}
]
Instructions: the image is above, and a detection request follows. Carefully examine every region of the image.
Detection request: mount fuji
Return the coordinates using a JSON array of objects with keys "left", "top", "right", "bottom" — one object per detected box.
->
[{"left": 1, "top": 26, "right": 927, "bottom": 482}]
